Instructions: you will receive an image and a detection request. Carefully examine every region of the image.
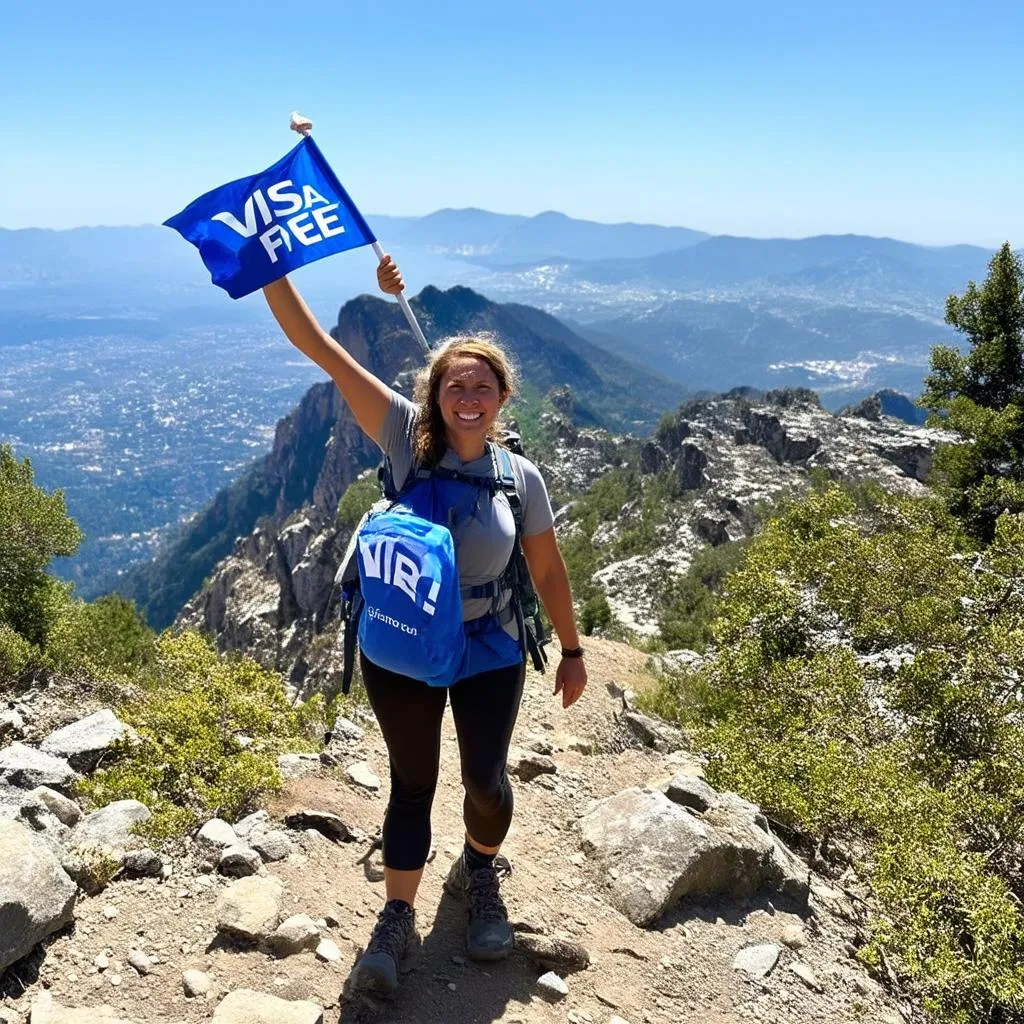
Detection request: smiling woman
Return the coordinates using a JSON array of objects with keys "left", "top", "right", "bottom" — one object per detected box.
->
[{"left": 260, "top": 254, "right": 587, "bottom": 1000}]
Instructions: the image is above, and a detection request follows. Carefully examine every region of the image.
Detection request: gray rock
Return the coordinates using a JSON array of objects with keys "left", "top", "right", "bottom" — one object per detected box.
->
[
  {"left": 346, "top": 762, "right": 381, "bottom": 791},
  {"left": 622, "top": 712, "right": 688, "bottom": 753},
  {"left": 121, "top": 849, "right": 163, "bottom": 877},
  {"left": 27, "top": 992, "right": 136, "bottom": 1023},
  {"left": 39, "top": 710, "right": 129, "bottom": 772},
  {"left": 0, "top": 819, "right": 77, "bottom": 974},
  {"left": 219, "top": 845, "right": 262, "bottom": 878},
  {"left": 69, "top": 800, "right": 151, "bottom": 857},
  {"left": 182, "top": 968, "right": 213, "bottom": 997},
  {"left": 780, "top": 923, "right": 807, "bottom": 949},
  {"left": 581, "top": 788, "right": 735, "bottom": 926},
  {"left": 513, "top": 932, "right": 590, "bottom": 973},
  {"left": 789, "top": 962, "right": 822, "bottom": 991},
  {"left": 28, "top": 787, "right": 82, "bottom": 826},
  {"left": 536, "top": 971, "right": 569, "bottom": 1001},
  {"left": 0, "top": 709, "right": 25, "bottom": 742},
  {"left": 216, "top": 875, "right": 284, "bottom": 942},
  {"left": 315, "top": 938, "right": 341, "bottom": 963},
  {"left": 127, "top": 950, "right": 153, "bottom": 975},
  {"left": 233, "top": 810, "right": 269, "bottom": 838},
  {"left": 276, "top": 753, "right": 321, "bottom": 780},
  {"left": 251, "top": 830, "right": 292, "bottom": 863},
  {"left": 283, "top": 809, "right": 355, "bottom": 842},
  {"left": 196, "top": 817, "right": 238, "bottom": 853},
  {"left": 15, "top": 797, "right": 69, "bottom": 845},
  {"left": 263, "top": 914, "right": 321, "bottom": 957},
  {"left": 0, "top": 743, "right": 80, "bottom": 792},
  {"left": 507, "top": 747, "right": 557, "bottom": 782},
  {"left": 733, "top": 943, "right": 782, "bottom": 978},
  {"left": 330, "top": 715, "right": 364, "bottom": 743},
  {"left": 212, "top": 989, "right": 323, "bottom": 1024},
  {"left": 663, "top": 773, "right": 718, "bottom": 813}
]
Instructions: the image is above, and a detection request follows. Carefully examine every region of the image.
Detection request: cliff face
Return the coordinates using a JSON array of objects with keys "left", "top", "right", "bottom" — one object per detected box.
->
[
  {"left": 123, "top": 287, "right": 683, "bottom": 631},
  {"left": 177, "top": 381, "right": 952, "bottom": 700}
]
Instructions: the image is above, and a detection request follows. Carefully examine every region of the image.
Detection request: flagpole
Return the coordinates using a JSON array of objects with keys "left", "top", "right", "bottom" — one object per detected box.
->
[{"left": 290, "top": 112, "right": 431, "bottom": 358}]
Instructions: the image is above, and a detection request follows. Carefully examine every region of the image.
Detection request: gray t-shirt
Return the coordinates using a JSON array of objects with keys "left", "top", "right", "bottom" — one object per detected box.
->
[{"left": 376, "top": 391, "right": 554, "bottom": 631}]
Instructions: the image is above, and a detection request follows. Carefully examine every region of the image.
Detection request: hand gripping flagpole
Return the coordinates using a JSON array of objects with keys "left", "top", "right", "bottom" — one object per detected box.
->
[{"left": 290, "top": 112, "right": 431, "bottom": 357}]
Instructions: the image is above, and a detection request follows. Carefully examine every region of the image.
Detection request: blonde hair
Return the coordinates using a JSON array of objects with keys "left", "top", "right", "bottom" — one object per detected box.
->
[{"left": 412, "top": 334, "right": 518, "bottom": 466}]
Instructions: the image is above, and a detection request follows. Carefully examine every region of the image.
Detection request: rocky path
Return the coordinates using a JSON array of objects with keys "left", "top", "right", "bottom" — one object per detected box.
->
[{"left": 1, "top": 639, "right": 908, "bottom": 1024}]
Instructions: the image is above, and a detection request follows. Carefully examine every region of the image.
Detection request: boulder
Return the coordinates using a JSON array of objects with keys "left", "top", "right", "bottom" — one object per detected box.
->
[
  {"left": 121, "top": 849, "right": 163, "bottom": 877},
  {"left": 663, "top": 774, "right": 717, "bottom": 813},
  {"left": 0, "top": 744, "right": 79, "bottom": 793},
  {"left": 0, "top": 709, "right": 25, "bottom": 742},
  {"left": 68, "top": 800, "right": 151, "bottom": 857},
  {"left": 0, "top": 820, "right": 77, "bottom": 974},
  {"left": 276, "top": 753, "right": 321, "bottom": 780},
  {"left": 219, "top": 845, "right": 262, "bottom": 878},
  {"left": 251, "top": 830, "right": 293, "bottom": 863},
  {"left": 28, "top": 787, "right": 82, "bottom": 826},
  {"left": 622, "top": 712, "right": 688, "bottom": 753},
  {"left": 580, "top": 788, "right": 733, "bottom": 926},
  {"left": 216, "top": 875, "right": 284, "bottom": 942},
  {"left": 212, "top": 989, "right": 323, "bottom": 1024},
  {"left": 39, "top": 710, "right": 129, "bottom": 772},
  {"left": 196, "top": 817, "right": 238, "bottom": 853},
  {"left": 28, "top": 992, "right": 137, "bottom": 1023},
  {"left": 233, "top": 810, "right": 270, "bottom": 838}
]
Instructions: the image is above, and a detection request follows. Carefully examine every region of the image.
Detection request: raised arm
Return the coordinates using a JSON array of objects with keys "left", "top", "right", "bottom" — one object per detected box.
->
[{"left": 261, "top": 255, "right": 406, "bottom": 441}]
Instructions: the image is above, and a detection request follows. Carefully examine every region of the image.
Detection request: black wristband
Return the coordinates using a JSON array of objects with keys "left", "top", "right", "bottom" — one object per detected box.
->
[{"left": 561, "top": 646, "right": 585, "bottom": 659}]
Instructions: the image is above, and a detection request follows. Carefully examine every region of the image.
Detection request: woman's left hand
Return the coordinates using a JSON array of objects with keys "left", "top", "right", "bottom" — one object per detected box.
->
[{"left": 554, "top": 656, "right": 588, "bottom": 709}]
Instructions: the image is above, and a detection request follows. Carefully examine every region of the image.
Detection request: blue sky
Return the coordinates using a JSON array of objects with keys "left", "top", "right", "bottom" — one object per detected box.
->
[{"left": 1, "top": 0, "right": 1021, "bottom": 246}]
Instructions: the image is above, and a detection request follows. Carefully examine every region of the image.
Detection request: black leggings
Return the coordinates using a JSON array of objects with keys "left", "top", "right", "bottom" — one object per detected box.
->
[{"left": 360, "top": 652, "right": 526, "bottom": 872}]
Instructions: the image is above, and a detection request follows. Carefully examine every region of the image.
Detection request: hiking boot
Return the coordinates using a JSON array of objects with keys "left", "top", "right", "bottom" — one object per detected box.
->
[
  {"left": 443, "top": 852, "right": 514, "bottom": 961},
  {"left": 351, "top": 901, "right": 420, "bottom": 997}
]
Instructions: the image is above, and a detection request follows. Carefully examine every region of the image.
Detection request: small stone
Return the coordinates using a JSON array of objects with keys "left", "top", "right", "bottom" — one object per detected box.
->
[
  {"left": 263, "top": 914, "right": 320, "bottom": 957},
  {"left": 447, "top": 983, "right": 457, "bottom": 992},
  {"left": 789, "top": 962, "right": 822, "bottom": 991},
  {"left": 216, "top": 875, "right": 284, "bottom": 942},
  {"left": 733, "top": 943, "right": 782, "bottom": 978},
  {"left": 514, "top": 933, "right": 590, "bottom": 973},
  {"left": 329, "top": 716, "right": 364, "bottom": 743},
  {"left": 218, "top": 845, "right": 262, "bottom": 878},
  {"left": 315, "top": 938, "right": 341, "bottom": 963},
  {"left": 452, "top": 955, "right": 466, "bottom": 965},
  {"left": 252, "top": 830, "right": 292, "bottom": 863},
  {"left": 609, "top": 1017, "right": 632, "bottom": 1024},
  {"left": 94, "top": 954, "right": 109, "bottom": 970},
  {"left": 107, "top": 973, "right": 122, "bottom": 987},
  {"left": 780, "top": 923, "right": 807, "bottom": 949},
  {"left": 346, "top": 762, "right": 381, "bottom": 792},
  {"left": 507, "top": 747, "right": 557, "bottom": 782},
  {"left": 536, "top": 971, "right": 569, "bottom": 1001},
  {"left": 121, "top": 849, "right": 162, "bottom": 877},
  {"left": 102, "top": 905, "right": 119, "bottom": 920},
  {"left": 283, "top": 809, "right": 354, "bottom": 842},
  {"left": 127, "top": 950, "right": 153, "bottom": 975},
  {"left": 182, "top": 968, "right": 213, "bottom": 997}
]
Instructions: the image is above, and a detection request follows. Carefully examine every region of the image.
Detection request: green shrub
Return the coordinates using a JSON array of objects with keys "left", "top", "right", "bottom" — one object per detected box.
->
[
  {"left": 336, "top": 475, "right": 380, "bottom": 529},
  {"left": 0, "top": 622, "right": 35, "bottom": 681},
  {"left": 580, "top": 592, "right": 612, "bottom": 635},
  {"left": 0, "top": 445, "right": 82, "bottom": 647},
  {"left": 642, "top": 484, "right": 1024, "bottom": 1022},
  {"left": 45, "top": 594, "right": 155, "bottom": 679},
  {"left": 80, "top": 630, "right": 316, "bottom": 840}
]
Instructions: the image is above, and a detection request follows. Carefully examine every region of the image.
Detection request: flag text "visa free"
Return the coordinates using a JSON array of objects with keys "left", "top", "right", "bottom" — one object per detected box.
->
[{"left": 212, "top": 180, "right": 346, "bottom": 263}]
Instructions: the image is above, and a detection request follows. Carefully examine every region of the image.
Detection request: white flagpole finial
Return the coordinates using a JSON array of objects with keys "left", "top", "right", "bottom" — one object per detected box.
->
[{"left": 290, "top": 111, "right": 313, "bottom": 136}]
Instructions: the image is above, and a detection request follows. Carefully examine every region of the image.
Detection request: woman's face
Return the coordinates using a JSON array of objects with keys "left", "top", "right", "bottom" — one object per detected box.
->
[{"left": 437, "top": 355, "right": 506, "bottom": 449}]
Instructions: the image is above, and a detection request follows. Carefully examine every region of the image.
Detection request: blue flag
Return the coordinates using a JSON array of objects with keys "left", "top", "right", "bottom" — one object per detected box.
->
[{"left": 164, "top": 137, "right": 376, "bottom": 299}]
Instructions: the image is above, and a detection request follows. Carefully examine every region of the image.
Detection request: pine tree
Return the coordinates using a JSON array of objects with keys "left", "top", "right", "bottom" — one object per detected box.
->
[{"left": 921, "top": 243, "right": 1024, "bottom": 540}]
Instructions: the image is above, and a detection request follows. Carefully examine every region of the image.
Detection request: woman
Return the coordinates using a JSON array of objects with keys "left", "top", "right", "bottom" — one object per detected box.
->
[{"left": 262, "top": 256, "right": 587, "bottom": 997}]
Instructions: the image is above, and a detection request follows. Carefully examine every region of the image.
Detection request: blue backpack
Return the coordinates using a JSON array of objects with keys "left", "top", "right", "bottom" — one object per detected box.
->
[{"left": 337, "top": 440, "right": 548, "bottom": 692}]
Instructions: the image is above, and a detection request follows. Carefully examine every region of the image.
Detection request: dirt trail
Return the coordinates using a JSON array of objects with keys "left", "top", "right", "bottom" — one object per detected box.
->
[{"left": 3, "top": 638, "right": 906, "bottom": 1024}]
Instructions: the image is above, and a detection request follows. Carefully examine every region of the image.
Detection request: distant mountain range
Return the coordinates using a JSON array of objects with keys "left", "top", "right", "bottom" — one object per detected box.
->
[{"left": 2, "top": 211, "right": 996, "bottom": 399}]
